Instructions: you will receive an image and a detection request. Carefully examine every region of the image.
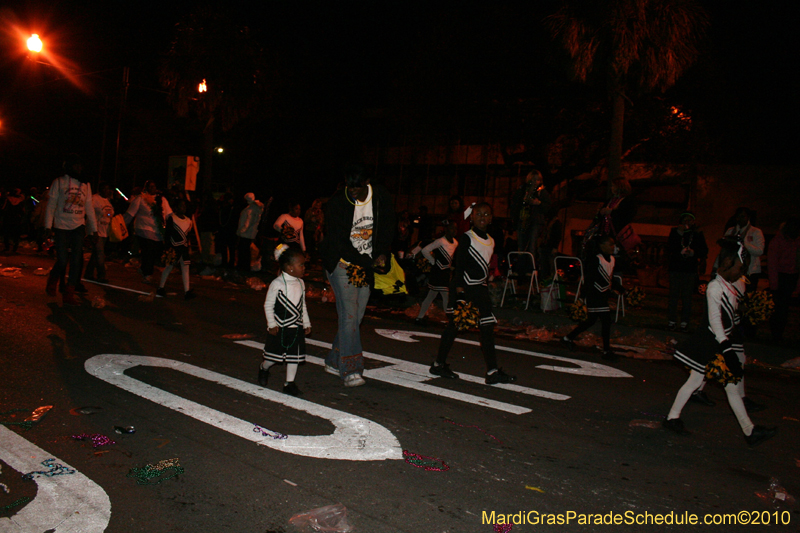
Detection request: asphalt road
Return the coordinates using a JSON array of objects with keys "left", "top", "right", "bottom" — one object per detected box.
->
[{"left": 1, "top": 252, "right": 798, "bottom": 533}]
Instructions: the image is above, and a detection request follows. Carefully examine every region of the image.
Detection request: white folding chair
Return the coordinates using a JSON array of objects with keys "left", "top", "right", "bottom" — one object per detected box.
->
[
  {"left": 543, "top": 256, "right": 583, "bottom": 312},
  {"left": 614, "top": 274, "right": 625, "bottom": 322},
  {"left": 500, "top": 252, "right": 539, "bottom": 310}
]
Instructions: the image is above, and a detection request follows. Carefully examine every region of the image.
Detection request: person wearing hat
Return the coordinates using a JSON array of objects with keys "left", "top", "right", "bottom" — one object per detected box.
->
[
  {"left": 667, "top": 211, "right": 708, "bottom": 333},
  {"left": 723, "top": 207, "right": 764, "bottom": 293}
]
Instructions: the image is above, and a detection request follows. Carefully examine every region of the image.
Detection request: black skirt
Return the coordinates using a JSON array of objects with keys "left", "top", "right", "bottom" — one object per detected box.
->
[
  {"left": 263, "top": 327, "right": 306, "bottom": 364},
  {"left": 428, "top": 266, "right": 451, "bottom": 292},
  {"left": 673, "top": 327, "right": 744, "bottom": 374}
]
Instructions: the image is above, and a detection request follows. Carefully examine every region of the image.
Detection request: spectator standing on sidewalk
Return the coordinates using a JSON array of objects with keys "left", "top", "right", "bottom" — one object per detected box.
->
[
  {"left": 197, "top": 191, "right": 220, "bottom": 272},
  {"left": 85, "top": 183, "right": 114, "bottom": 283},
  {"left": 666, "top": 211, "right": 708, "bottom": 332},
  {"left": 273, "top": 200, "right": 305, "bottom": 252},
  {"left": 2, "top": 188, "right": 25, "bottom": 254},
  {"left": 237, "top": 192, "right": 264, "bottom": 272},
  {"left": 767, "top": 217, "right": 800, "bottom": 343},
  {"left": 44, "top": 154, "right": 97, "bottom": 305},
  {"left": 320, "top": 165, "right": 394, "bottom": 387},
  {"left": 217, "top": 193, "right": 238, "bottom": 268},
  {"left": 510, "top": 170, "right": 551, "bottom": 264}
]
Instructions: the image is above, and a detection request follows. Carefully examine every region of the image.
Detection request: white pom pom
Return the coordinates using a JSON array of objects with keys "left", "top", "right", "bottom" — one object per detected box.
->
[{"left": 274, "top": 244, "right": 289, "bottom": 261}]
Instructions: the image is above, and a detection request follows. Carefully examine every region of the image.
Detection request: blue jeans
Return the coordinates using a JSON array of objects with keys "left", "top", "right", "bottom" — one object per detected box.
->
[
  {"left": 53, "top": 226, "right": 85, "bottom": 287},
  {"left": 325, "top": 264, "right": 370, "bottom": 378}
]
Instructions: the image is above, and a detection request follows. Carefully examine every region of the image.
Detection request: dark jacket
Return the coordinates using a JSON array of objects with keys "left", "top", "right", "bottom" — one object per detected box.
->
[
  {"left": 667, "top": 227, "right": 708, "bottom": 273},
  {"left": 320, "top": 184, "right": 395, "bottom": 282}
]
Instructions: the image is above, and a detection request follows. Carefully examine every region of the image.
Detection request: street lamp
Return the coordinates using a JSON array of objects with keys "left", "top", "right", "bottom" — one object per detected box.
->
[
  {"left": 27, "top": 34, "right": 43, "bottom": 53},
  {"left": 198, "top": 79, "right": 207, "bottom": 93}
]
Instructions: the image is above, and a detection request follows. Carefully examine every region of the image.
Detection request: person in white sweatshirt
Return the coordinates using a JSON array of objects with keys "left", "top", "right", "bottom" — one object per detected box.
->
[
  {"left": 124, "top": 180, "right": 172, "bottom": 282},
  {"left": 44, "top": 154, "right": 97, "bottom": 305}
]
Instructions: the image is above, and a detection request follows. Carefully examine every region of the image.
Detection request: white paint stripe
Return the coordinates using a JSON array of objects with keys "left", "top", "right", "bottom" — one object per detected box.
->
[
  {"left": 83, "top": 279, "right": 160, "bottom": 297},
  {"left": 0, "top": 426, "right": 111, "bottom": 533},
  {"left": 374, "top": 329, "right": 632, "bottom": 379},
  {"left": 84, "top": 354, "right": 402, "bottom": 461},
  {"left": 237, "top": 339, "right": 557, "bottom": 411}
]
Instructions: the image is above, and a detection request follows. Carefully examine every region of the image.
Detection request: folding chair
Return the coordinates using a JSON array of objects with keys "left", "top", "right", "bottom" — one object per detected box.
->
[
  {"left": 500, "top": 252, "right": 539, "bottom": 310},
  {"left": 543, "top": 256, "right": 583, "bottom": 312},
  {"left": 614, "top": 274, "right": 625, "bottom": 322}
]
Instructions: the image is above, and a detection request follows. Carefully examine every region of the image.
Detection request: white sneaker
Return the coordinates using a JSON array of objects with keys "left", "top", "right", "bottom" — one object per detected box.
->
[
  {"left": 325, "top": 364, "right": 339, "bottom": 376},
  {"left": 344, "top": 374, "right": 366, "bottom": 387}
]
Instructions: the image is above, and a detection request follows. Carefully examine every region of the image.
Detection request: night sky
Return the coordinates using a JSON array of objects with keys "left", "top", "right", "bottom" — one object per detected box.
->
[{"left": 1, "top": 1, "right": 798, "bottom": 201}]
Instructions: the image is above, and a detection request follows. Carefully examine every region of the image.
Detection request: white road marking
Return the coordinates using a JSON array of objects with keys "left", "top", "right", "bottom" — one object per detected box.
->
[
  {"left": 237, "top": 338, "right": 563, "bottom": 412},
  {"left": 0, "top": 426, "right": 111, "bottom": 533},
  {"left": 374, "top": 329, "right": 632, "bottom": 379},
  {"left": 84, "top": 279, "right": 159, "bottom": 297},
  {"left": 84, "top": 354, "right": 402, "bottom": 461}
]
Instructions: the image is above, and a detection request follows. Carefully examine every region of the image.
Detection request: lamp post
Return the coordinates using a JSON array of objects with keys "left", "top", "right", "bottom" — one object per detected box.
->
[{"left": 27, "top": 34, "right": 43, "bottom": 53}]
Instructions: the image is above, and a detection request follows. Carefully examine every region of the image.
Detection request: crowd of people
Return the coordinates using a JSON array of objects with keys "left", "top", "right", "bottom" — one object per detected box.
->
[{"left": 1, "top": 158, "right": 796, "bottom": 446}]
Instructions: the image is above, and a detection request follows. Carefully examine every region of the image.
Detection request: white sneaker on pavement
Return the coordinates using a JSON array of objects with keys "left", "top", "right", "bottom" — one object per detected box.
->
[{"left": 344, "top": 374, "right": 366, "bottom": 387}]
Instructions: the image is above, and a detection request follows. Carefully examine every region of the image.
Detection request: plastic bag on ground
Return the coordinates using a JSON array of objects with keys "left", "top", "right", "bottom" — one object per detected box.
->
[
  {"left": 289, "top": 503, "right": 353, "bottom": 532},
  {"left": 755, "top": 477, "right": 796, "bottom": 509}
]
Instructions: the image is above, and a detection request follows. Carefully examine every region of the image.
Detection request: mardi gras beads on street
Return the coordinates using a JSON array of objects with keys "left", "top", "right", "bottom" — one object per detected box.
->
[
  {"left": 127, "top": 458, "right": 184, "bottom": 485},
  {"left": 402, "top": 450, "right": 450, "bottom": 472},
  {"left": 22, "top": 459, "right": 75, "bottom": 480},
  {"left": 72, "top": 433, "right": 116, "bottom": 448}
]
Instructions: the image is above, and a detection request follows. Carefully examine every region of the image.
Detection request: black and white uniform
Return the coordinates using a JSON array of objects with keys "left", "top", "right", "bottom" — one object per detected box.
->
[
  {"left": 165, "top": 214, "right": 193, "bottom": 263},
  {"left": 674, "top": 276, "right": 745, "bottom": 373},
  {"left": 584, "top": 253, "right": 622, "bottom": 313},
  {"left": 446, "top": 229, "right": 496, "bottom": 326},
  {"left": 263, "top": 272, "right": 311, "bottom": 364},
  {"left": 422, "top": 236, "right": 457, "bottom": 291}
]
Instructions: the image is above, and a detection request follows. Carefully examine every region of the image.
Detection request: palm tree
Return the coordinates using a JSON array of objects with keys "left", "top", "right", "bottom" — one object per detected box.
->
[
  {"left": 547, "top": 0, "right": 707, "bottom": 196},
  {"left": 160, "top": 5, "right": 271, "bottom": 191}
]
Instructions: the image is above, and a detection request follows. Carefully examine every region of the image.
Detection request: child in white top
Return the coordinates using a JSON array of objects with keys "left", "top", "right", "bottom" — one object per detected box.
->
[
  {"left": 416, "top": 220, "right": 458, "bottom": 323},
  {"left": 273, "top": 202, "right": 306, "bottom": 251},
  {"left": 260, "top": 245, "right": 311, "bottom": 396}
]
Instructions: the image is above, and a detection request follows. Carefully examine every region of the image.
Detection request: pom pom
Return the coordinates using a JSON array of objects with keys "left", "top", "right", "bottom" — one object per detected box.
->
[
  {"left": 346, "top": 263, "right": 368, "bottom": 287},
  {"left": 160, "top": 248, "right": 176, "bottom": 266},
  {"left": 274, "top": 243, "right": 290, "bottom": 261},
  {"left": 626, "top": 286, "right": 645, "bottom": 307},
  {"left": 739, "top": 290, "right": 775, "bottom": 325},
  {"left": 416, "top": 254, "right": 432, "bottom": 273},
  {"left": 566, "top": 300, "right": 588, "bottom": 322},
  {"left": 453, "top": 300, "right": 479, "bottom": 331},
  {"left": 705, "top": 353, "right": 742, "bottom": 385}
]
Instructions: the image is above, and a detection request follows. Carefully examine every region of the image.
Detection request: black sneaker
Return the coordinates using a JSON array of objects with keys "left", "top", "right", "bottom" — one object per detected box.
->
[
  {"left": 560, "top": 336, "right": 577, "bottom": 351},
  {"left": 283, "top": 382, "right": 302, "bottom": 396},
  {"left": 184, "top": 289, "right": 196, "bottom": 300},
  {"left": 745, "top": 425, "right": 777, "bottom": 447},
  {"left": 601, "top": 349, "right": 619, "bottom": 361},
  {"left": 156, "top": 287, "right": 167, "bottom": 297},
  {"left": 430, "top": 363, "right": 459, "bottom": 379},
  {"left": 743, "top": 397, "right": 766, "bottom": 413},
  {"left": 258, "top": 367, "right": 269, "bottom": 387},
  {"left": 662, "top": 417, "right": 690, "bottom": 435},
  {"left": 667, "top": 322, "right": 677, "bottom": 331},
  {"left": 689, "top": 390, "right": 716, "bottom": 406},
  {"left": 486, "top": 368, "right": 516, "bottom": 385},
  {"left": 679, "top": 323, "right": 689, "bottom": 333}
]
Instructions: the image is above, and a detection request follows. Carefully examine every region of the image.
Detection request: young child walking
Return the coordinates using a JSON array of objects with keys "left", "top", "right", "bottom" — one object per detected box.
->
[
  {"left": 663, "top": 236, "right": 777, "bottom": 447},
  {"left": 431, "top": 203, "right": 516, "bottom": 384},
  {"left": 415, "top": 220, "right": 458, "bottom": 324},
  {"left": 157, "top": 199, "right": 195, "bottom": 300},
  {"left": 259, "top": 244, "right": 311, "bottom": 396},
  {"left": 561, "top": 234, "right": 625, "bottom": 360}
]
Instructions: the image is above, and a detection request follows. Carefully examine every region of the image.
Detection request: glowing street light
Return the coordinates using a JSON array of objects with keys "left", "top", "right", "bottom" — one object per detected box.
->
[
  {"left": 198, "top": 79, "right": 207, "bottom": 93},
  {"left": 27, "top": 34, "right": 43, "bottom": 53},
  {"left": 216, "top": 147, "right": 224, "bottom": 153}
]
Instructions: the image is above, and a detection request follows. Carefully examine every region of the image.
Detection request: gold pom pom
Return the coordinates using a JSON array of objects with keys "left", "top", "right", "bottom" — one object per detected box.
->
[
  {"left": 453, "top": 300, "right": 479, "bottom": 331},
  {"left": 567, "top": 300, "right": 588, "bottom": 322},
  {"left": 704, "top": 353, "right": 742, "bottom": 385},
  {"left": 626, "top": 286, "right": 645, "bottom": 307},
  {"left": 161, "top": 248, "right": 176, "bottom": 266},
  {"left": 739, "top": 290, "right": 775, "bottom": 325},
  {"left": 416, "top": 255, "right": 432, "bottom": 273},
  {"left": 346, "top": 263, "right": 368, "bottom": 287}
]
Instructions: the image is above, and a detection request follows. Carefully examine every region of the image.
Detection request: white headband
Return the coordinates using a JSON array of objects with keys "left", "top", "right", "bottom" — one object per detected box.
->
[{"left": 274, "top": 244, "right": 290, "bottom": 261}]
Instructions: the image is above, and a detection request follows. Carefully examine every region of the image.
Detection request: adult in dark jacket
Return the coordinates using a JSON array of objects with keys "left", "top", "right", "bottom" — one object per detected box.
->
[
  {"left": 667, "top": 211, "right": 708, "bottom": 332},
  {"left": 320, "top": 165, "right": 395, "bottom": 387}
]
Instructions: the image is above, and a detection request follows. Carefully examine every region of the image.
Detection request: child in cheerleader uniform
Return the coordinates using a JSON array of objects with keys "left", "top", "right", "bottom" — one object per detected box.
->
[
  {"left": 415, "top": 220, "right": 458, "bottom": 324},
  {"left": 431, "top": 203, "right": 516, "bottom": 384},
  {"left": 561, "top": 234, "right": 625, "bottom": 360},
  {"left": 663, "top": 236, "right": 777, "bottom": 447},
  {"left": 157, "top": 199, "right": 195, "bottom": 300},
  {"left": 259, "top": 245, "right": 311, "bottom": 396}
]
